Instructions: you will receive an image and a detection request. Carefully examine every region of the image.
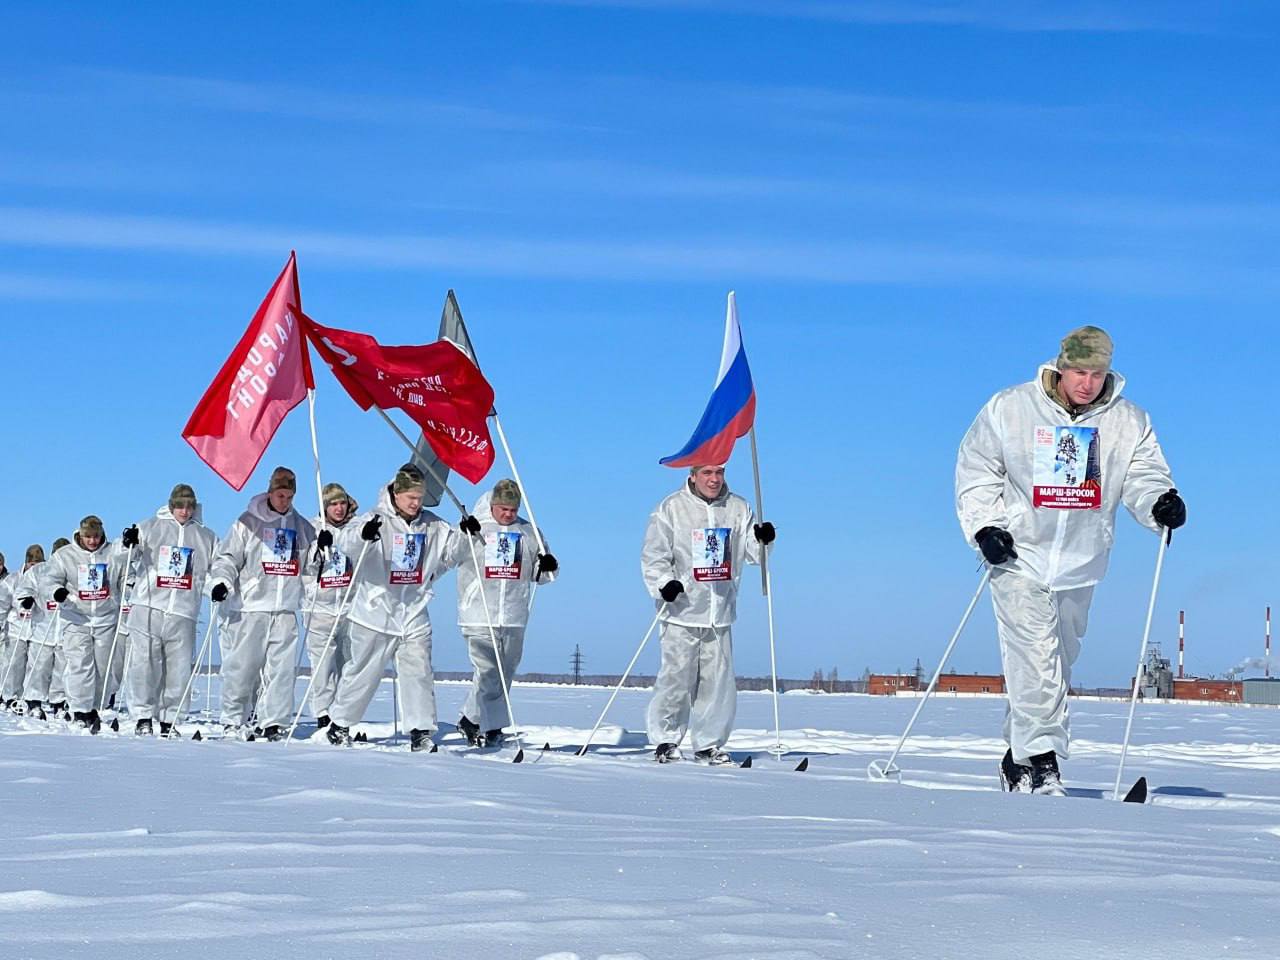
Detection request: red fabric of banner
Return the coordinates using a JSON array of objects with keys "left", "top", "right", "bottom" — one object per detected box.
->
[
  {"left": 303, "top": 318, "right": 496, "bottom": 484},
  {"left": 182, "top": 253, "right": 314, "bottom": 490}
]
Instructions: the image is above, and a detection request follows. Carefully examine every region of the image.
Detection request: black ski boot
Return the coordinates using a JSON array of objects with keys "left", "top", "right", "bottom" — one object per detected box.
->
[
  {"left": 159, "top": 721, "right": 174, "bottom": 738},
  {"left": 457, "top": 715, "right": 481, "bottom": 746},
  {"left": 49, "top": 701, "right": 69, "bottom": 720},
  {"left": 316, "top": 715, "right": 331, "bottom": 730},
  {"left": 25, "top": 700, "right": 46, "bottom": 720},
  {"left": 410, "top": 728, "right": 434, "bottom": 752},
  {"left": 1030, "top": 751, "right": 1065, "bottom": 797},
  {"left": 999, "top": 749, "right": 1033, "bottom": 793},
  {"left": 694, "top": 747, "right": 733, "bottom": 766},
  {"left": 481, "top": 729, "right": 504, "bottom": 749},
  {"left": 262, "top": 725, "right": 286, "bottom": 742},
  {"left": 73, "top": 710, "right": 102, "bottom": 734},
  {"left": 654, "top": 742, "right": 681, "bottom": 763},
  {"left": 326, "top": 723, "right": 352, "bottom": 746},
  {"left": 135, "top": 718, "right": 154, "bottom": 736}
]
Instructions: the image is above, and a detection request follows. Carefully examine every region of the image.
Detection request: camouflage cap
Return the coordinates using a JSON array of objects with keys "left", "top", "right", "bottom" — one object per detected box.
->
[
  {"left": 491, "top": 479, "right": 521, "bottom": 508},
  {"left": 268, "top": 466, "right": 297, "bottom": 493},
  {"left": 1056, "top": 325, "right": 1113, "bottom": 372},
  {"left": 169, "top": 483, "right": 198, "bottom": 510},
  {"left": 392, "top": 463, "right": 426, "bottom": 495},
  {"left": 79, "top": 515, "right": 105, "bottom": 539},
  {"left": 52, "top": 537, "right": 71, "bottom": 553},
  {"left": 24, "top": 544, "right": 44, "bottom": 565}
]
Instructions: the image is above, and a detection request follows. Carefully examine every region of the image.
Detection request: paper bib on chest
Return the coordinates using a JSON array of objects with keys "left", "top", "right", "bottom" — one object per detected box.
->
[
  {"left": 261, "top": 527, "right": 300, "bottom": 576},
  {"left": 691, "top": 527, "right": 732, "bottom": 582},
  {"left": 318, "top": 547, "right": 352, "bottom": 589},
  {"left": 1033, "top": 425, "right": 1101, "bottom": 509},
  {"left": 390, "top": 532, "right": 426, "bottom": 585},
  {"left": 484, "top": 531, "right": 522, "bottom": 580},
  {"left": 157, "top": 545, "right": 194, "bottom": 590},
  {"left": 77, "top": 562, "right": 109, "bottom": 601}
]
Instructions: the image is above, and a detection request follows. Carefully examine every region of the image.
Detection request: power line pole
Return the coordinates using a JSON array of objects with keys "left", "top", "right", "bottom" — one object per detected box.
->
[{"left": 571, "top": 644, "right": 585, "bottom": 685}]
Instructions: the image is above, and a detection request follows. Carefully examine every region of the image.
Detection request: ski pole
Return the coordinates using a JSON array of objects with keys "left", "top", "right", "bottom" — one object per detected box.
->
[
  {"left": 465, "top": 534, "right": 525, "bottom": 762},
  {"left": 868, "top": 567, "right": 992, "bottom": 781},
  {"left": 168, "top": 616, "right": 217, "bottom": 736},
  {"left": 286, "top": 538, "right": 372, "bottom": 743},
  {"left": 1112, "top": 529, "right": 1170, "bottom": 800},
  {"left": 97, "top": 543, "right": 134, "bottom": 713},
  {"left": 577, "top": 606, "right": 666, "bottom": 757}
]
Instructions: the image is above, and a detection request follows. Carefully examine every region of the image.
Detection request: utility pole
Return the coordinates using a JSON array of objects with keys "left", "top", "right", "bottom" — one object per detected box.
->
[{"left": 571, "top": 644, "right": 585, "bottom": 685}]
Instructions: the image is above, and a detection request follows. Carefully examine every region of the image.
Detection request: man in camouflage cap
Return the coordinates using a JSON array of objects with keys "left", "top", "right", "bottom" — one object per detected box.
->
[
  {"left": 455, "top": 479, "right": 558, "bottom": 747},
  {"left": 956, "top": 325, "right": 1186, "bottom": 795}
]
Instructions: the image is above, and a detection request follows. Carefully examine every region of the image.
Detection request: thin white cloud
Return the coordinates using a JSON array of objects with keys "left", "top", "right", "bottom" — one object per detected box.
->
[
  {"left": 503, "top": 0, "right": 1213, "bottom": 34},
  {"left": 24, "top": 67, "right": 576, "bottom": 135},
  {"left": 0, "top": 271, "right": 157, "bottom": 302},
  {"left": 0, "top": 205, "right": 1275, "bottom": 299}
]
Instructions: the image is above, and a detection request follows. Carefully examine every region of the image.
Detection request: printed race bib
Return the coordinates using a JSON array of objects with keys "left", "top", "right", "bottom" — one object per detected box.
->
[
  {"left": 261, "top": 526, "right": 300, "bottom": 576},
  {"left": 77, "top": 562, "right": 109, "bottom": 601},
  {"left": 691, "top": 527, "right": 732, "bottom": 582},
  {"left": 389, "top": 532, "right": 426, "bottom": 585},
  {"left": 318, "top": 547, "right": 352, "bottom": 589},
  {"left": 484, "top": 531, "right": 522, "bottom": 580},
  {"left": 157, "top": 545, "right": 194, "bottom": 590},
  {"left": 1033, "top": 425, "right": 1101, "bottom": 509}
]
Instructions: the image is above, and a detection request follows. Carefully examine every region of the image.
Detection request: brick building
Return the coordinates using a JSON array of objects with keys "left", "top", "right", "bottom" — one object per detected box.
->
[
  {"left": 868, "top": 673, "right": 1004, "bottom": 695},
  {"left": 1170, "top": 678, "right": 1242, "bottom": 703}
]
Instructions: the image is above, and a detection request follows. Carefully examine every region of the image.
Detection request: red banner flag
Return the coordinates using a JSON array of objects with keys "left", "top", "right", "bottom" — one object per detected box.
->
[
  {"left": 182, "top": 253, "right": 314, "bottom": 490},
  {"left": 303, "top": 318, "right": 496, "bottom": 484}
]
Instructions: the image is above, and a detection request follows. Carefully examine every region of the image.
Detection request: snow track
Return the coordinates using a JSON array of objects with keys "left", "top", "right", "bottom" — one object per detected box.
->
[{"left": 1, "top": 685, "right": 1278, "bottom": 958}]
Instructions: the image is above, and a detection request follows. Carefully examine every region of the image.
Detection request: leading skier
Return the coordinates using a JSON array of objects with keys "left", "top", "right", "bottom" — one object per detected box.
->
[{"left": 955, "top": 326, "right": 1185, "bottom": 795}]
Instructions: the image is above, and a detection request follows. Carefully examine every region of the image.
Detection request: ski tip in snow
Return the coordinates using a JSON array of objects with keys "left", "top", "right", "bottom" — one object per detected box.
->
[
  {"left": 795, "top": 757, "right": 809, "bottom": 772},
  {"left": 429, "top": 743, "right": 439, "bottom": 753},
  {"left": 740, "top": 755, "right": 753, "bottom": 769},
  {"left": 542, "top": 742, "right": 551, "bottom": 752},
  {"left": 192, "top": 730, "right": 203, "bottom": 741},
  {"left": 110, "top": 718, "right": 120, "bottom": 733},
  {"left": 513, "top": 749, "right": 525, "bottom": 764},
  {"left": 1123, "top": 776, "right": 1148, "bottom": 804}
]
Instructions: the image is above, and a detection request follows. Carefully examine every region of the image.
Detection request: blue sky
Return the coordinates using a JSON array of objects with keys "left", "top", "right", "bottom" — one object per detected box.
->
[{"left": 0, "top": 1, "right": 1276, "bottom": 685}]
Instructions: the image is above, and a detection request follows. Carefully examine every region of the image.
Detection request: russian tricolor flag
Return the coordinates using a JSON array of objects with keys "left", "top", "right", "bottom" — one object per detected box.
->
[{"left": 660, "top": 292, "right": 756, "bottom": 468}]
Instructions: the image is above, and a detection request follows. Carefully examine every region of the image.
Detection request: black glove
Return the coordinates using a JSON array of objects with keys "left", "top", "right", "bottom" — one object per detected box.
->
[
  {"left": 53, "top": 587, "right": 69, "bottom": 604},
  {"left": 316, "top": 529, "right": 333, "bottom": 550},
  {"left": 659, "top": 580, "right": 684, "bottom": 603},
  {"left": 210, "top": 583, "right": 228, "bottom": 603},
  {"left": 19, "top": 596, "right": 34, "bottom": 611},
  {"left": 754, "top": 521, "right": 776, "bottom": 545},
  {"left": 361, "top": 516, "right": 382, "bottom": 542},
  {"left": 536, "top": 553, "right": 558, "bottom": 577},
  {"left": 1152, "top": 488, "right": 1186, "bottom": 531},
  {"left": 975, "top": 526, "right": 1018, "bottom": 566},
  {"left": 460, "top": 514, "right": 482, "bottom": 536},
  {"left": 121, "top": 525, "right": 140, "bottom": 548}
]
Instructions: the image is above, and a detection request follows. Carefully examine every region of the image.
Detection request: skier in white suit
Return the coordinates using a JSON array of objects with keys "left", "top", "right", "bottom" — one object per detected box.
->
[{"left": 956, "top": 325, "right": 1185, "bottom": 795}]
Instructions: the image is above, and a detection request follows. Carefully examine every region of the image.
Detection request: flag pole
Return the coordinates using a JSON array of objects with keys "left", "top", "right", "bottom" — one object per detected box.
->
[
  {"left": 306, "top": 388, "right": 324, "bottom": 517},
  {"left": 491, "top": 414, "right": 547, "bottom": 556},
  {"left": 748, "top": 426, "right": 783, "bottom": 759},
  {"left": 373, "top": 406, "right": 468, "bottom": 516}
]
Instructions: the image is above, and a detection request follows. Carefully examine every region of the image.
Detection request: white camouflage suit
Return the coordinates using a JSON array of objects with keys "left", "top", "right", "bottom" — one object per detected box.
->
[
  {"left": 330, "top": 486, "right": 466, "bottom": 734},
  {"left": 456, "top": 491, "right": 556, "bottom": 732},
  {"left": 956, "top": 362, "right": 1175, "bottom": 763},
  {"left": 0, "top": 566, "right": 17, "bottom": 701},
  {"left": 305, "top": 507, "right": 358, "bottom": 722},
  {"left": 641, "top": 479, "right": 762, "bottom": 753},
  {"left": 17, "top": 561, "right": 65, "bottom": 706},
  {"left": 126, "top": 505, "right": 218, "bottom": 724},
  {"left": 210, "top": 494, "right": 315, "bottom": 730},
  {"left": 44, "top": 532, "right": 129, "bottom": 714}
]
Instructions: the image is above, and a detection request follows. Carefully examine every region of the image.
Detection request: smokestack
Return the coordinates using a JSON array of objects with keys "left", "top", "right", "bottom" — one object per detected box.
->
[
  {"left": 1267, "top": 606, "right": 1272, "bottom": 680},
  {"left": 1178, "top": 609, "right": 1185, "bottom": 679}
]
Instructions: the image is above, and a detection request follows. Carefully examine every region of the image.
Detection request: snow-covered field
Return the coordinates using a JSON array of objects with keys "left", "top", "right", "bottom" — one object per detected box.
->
[{"left": 3, "top": 682, "right": 1279, "bottom": 959}]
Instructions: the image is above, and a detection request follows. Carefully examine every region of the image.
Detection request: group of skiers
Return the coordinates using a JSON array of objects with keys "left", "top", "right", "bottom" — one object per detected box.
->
[
  {"left": 0, "top": 464, "right": 558, "bottom": 752},
  {"left": 0, "top": 325, "right": 1186, "bottom": 793}
]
